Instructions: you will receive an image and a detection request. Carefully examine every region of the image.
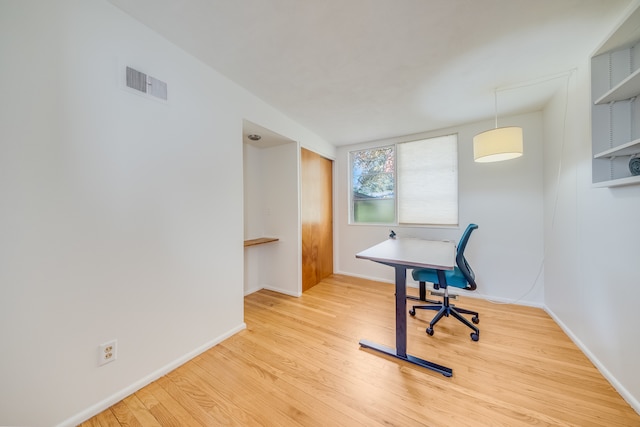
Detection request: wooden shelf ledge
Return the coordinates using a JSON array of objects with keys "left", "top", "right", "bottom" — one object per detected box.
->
[{"left": 244, "top": 237, "right": 279, "bottom": 247}]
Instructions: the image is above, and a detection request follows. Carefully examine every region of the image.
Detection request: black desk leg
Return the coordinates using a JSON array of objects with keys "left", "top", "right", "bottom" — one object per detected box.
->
[
  {"left": 395, "top": 266, "right": 408, "bottom": 357},
  {"left": 359, "top": 340, "right": 452, "bottom": 377},
  {"left": 359, "top": 265, "right": 452, "bottom": 377}
]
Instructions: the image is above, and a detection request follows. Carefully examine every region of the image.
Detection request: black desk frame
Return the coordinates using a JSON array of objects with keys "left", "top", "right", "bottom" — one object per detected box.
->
[{"left": 358, "top": 261, "right": 453, "bottom": 377}]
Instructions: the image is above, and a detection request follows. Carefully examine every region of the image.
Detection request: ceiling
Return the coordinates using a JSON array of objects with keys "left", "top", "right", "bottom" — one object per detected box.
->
[{"left": 108, "top": 0, "right": 632, "bottom": 146}]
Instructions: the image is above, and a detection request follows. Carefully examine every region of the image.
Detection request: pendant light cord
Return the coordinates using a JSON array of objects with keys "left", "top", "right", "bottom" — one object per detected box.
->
[
  {"left": 494, "top": 90, "right": 498, "bottom": 129},
  {"left": 476, "top": 68, "right": 576, "bottom": 306}
]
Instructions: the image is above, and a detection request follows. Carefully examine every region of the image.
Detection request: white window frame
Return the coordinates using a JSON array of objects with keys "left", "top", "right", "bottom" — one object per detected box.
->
[{"left": 349, "top": 134, "right": 458, "bottom": 227}]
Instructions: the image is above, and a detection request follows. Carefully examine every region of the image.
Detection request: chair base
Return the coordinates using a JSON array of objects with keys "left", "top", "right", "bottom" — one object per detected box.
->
[
  {"left": 410, "top": 294, "right": 480, "bottom": 341},
  {"left": 406, "top": 280, "right": 441, "bottom": 305}
]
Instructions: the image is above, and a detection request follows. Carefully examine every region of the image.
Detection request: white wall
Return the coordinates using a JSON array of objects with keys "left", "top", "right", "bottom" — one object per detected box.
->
[
  {"left": 243, "top": 143, "right": 265, "bottom": 294},
  {"left": 261, "top": 144, "right": 302, "bottom": 296},
  {"left": 543, "top": 65, "right": 640, "bottom": 412},
  {"left": 0, "top": 1, "right": 331, "bottom": 425},
  {"left": 243, "top": 142, "right": 301, "bottom": 296},
  {"left": 335, "top": 112, "right": 545, "bottom": 306}
]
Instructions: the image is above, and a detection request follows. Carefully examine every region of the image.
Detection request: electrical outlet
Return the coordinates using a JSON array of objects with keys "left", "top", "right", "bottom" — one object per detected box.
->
[{"left": 98, "top": 340, "right": 117, "bottom": 366}]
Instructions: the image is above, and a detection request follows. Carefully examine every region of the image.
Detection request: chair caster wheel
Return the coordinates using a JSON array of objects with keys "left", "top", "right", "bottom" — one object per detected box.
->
[
  {"left": 409, "top": 309, "right": 416, "bottom": 316},
  {"left": 471, "top": 333, "right": 479, "bottom": 341},
  {"left": 472, "top": 316, "right": 479, "bottom": 324},
  {"left": 426, "top": 327, "right": 434, "bottom": 336}
]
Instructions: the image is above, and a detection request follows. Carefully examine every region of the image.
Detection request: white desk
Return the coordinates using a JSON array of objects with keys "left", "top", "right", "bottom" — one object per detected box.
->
[{"left": 356, "top": 238, "right": 456, "bottom": 377}]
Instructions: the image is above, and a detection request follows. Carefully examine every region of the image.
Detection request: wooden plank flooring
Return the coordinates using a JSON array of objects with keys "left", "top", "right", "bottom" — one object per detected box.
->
[{"left": 81, "top": 274, "right": 640, "bottom": 426}]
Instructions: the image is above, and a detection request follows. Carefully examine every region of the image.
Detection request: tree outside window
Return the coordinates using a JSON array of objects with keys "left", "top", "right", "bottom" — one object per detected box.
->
[{"left": 350, "top": 146, "right": 395, "bottom": 223}]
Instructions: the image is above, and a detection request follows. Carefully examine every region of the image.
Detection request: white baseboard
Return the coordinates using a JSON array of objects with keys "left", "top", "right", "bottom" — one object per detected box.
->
[
  {"left": 244, "top": 285, "right": 263, "bottom": 296},
  {"left": 334, "top": 270, "right": 543, "bottom": 308},
  {"left": 544, "top": 306, "right": 640, "bottom": 416},
  {"left": 262, "top": 285, "right": 301, "bottom": 297},
  {"left": 333, "top": 269, "right": 394, "bottom": 285},
  {"left": 245, "top": 284, "right": 302, "bottom": 297},
  {"left": 57, "top": 323, "right": 247, "bottom": 427},
  {"left": 464, "top": 291, "right": 544, "bottom": 308}
]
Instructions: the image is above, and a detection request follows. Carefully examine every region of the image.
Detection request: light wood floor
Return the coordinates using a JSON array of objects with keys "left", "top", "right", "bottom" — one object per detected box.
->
[{"left": 81, "top": 274, "right": 640, "bottom": 426}]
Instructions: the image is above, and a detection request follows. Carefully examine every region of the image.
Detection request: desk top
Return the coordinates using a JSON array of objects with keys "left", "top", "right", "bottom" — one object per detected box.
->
[{"left": 356, "top": 238, "right": 456, "bottom": 270}]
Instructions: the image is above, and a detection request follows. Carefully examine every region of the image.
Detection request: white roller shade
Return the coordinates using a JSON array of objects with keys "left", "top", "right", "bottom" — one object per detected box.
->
[{"left": 397, "top": 134, "right": 458, "bottom": 225}]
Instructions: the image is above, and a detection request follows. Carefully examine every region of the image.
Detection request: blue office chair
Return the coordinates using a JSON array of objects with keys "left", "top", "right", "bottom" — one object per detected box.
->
[{"left": 409, "top": 224, "right": 480, "bottom": 341}]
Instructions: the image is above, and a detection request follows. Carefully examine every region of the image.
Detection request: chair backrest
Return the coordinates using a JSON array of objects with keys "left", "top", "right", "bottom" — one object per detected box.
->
[{"left": 456, "top": 224, "right": 478, "bottom": 291}]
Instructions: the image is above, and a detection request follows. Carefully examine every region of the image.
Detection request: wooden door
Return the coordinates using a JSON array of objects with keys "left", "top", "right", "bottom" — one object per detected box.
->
[{"left": 301, "top": 148, "right": 333, "bottom": 292}]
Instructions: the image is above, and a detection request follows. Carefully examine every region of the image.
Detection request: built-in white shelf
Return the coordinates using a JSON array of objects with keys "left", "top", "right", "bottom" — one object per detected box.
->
[
  {"left": 591, "top": 3, "right": 640, "bottom": 188},
  {"left": 594, "top": 138, "right": 640, "bottom": 159},
  {"left": 592, "top": 174, "right": 640, "bottom": 188},
  {"left": 594, "top": 67, "right": 640, "bottom": 105},
  {"left": 593, "top": 4, "right": 640, "bottom": 56}
]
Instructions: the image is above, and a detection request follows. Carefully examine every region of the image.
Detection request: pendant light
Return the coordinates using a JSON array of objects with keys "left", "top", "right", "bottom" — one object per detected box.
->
[{"left": 473, "top": 91, "right": 523, "bottom": 163}]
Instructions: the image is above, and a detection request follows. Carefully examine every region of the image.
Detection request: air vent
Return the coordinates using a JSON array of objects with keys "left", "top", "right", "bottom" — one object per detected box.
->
[
  {"left": 147, "top": 75, "right": 167, "bottom": 100},
  {"left": 126, "top": 67, "right": 147, "bottom": 93},
  {"left": 125, "top": 66, "right": 168, "bottom": 101}
]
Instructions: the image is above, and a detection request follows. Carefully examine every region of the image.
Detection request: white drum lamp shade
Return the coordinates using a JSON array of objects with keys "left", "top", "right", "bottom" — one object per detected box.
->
[{"left": 473, "top": 126, "right": 523, "bottom": 163}]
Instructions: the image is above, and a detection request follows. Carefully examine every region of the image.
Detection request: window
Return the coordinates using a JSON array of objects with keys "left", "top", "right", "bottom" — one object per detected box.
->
[
  {"left": 350, "top": 146, "right": 395, "bottom": 223},
  {"left": 349, "top": 134, "right": 458, "bottom": 226}
]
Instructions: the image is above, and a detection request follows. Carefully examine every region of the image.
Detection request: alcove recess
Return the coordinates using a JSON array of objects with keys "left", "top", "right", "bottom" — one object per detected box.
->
[{"left": 591, "top": 4, "right": 640, "bottom": 187}]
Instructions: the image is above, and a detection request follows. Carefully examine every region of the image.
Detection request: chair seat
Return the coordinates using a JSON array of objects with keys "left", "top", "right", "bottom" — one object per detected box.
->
[{"left": 411, "top": 267, "right": 469, "bottom": 289}]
